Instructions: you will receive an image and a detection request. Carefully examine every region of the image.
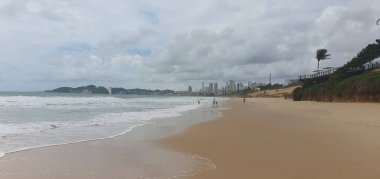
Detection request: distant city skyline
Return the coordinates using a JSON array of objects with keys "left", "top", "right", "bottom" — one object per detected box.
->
[{"left": 190, "top": 79, "right": 276, "bottom": 95}]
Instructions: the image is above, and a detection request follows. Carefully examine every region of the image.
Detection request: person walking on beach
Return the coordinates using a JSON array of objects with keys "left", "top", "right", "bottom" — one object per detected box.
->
[
  {"left": 243, "top": 97, "right": 246, "bottom": 104},
  {"left": 198, "top": 100, "right": 200, "bottom": 105}
]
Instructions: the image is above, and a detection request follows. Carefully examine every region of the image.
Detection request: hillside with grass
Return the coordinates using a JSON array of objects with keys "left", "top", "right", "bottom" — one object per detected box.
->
[
  {"left": 296, "top": 71, "right": 380, "bottom": 102},
  {"left": 293, "top": 40, "right": 380, "bottom": 102}
]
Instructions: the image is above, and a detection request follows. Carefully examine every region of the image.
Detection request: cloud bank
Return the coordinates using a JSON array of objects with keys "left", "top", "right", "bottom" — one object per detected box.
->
[{"left": 0, "top": 0, "right": 379, "bottom": 91}]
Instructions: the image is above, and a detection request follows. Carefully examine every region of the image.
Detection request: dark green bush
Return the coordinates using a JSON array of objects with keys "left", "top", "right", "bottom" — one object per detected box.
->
[{"left": 292, "top": 87, "right": 303, "bottom": 101}]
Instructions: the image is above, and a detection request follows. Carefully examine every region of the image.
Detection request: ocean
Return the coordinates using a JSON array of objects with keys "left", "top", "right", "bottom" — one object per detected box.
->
[{"left": 0, "top": 92, "right": 215, "bottom": 158}]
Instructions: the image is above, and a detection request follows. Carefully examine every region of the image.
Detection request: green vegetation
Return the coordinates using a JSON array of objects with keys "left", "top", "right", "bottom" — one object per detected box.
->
[
  {"left": 334, "top": 72, "right": 380, "bottom": 101},
  {"left": 294, "top": 72, "right": 380, "bottom": 102},
  {"left": 46, "top": 85, "right": 109, "bottom": 94},
  {"left": 292, "top": 87, "right": 303, "bottom": 101},
  {"left": 294, "top": 40, "right": 380, "bottom": 102},
  {"left": 258, "top": 83, "right": 284, "bottom": 91}
]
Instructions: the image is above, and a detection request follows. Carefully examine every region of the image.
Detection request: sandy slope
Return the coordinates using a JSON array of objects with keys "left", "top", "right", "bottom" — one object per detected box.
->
[{"left": 248, "top": 86, "right": 298, "bottom": 98}]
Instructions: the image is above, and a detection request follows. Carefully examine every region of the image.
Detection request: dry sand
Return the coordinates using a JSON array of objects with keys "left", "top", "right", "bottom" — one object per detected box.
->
[
  {"left": 248, "top": 86, "right": 298, "bottom": 98},
  {"left": 158, "top": 98, "right": 380, "bottom": 179}
]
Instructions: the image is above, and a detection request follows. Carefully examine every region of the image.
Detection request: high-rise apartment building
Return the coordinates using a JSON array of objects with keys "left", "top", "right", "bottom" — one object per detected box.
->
[
  {"left": 237, "top": 83, "right": 244, "bottom": 91},
  {"left": 213, "top": 83, "right": 218, "bottom": 94},
  {"left": 208, "top": 83, "right": 214, "bottom": 93},
  {"left": 227, "top": 80, "right": 236, "bottom": 93}
]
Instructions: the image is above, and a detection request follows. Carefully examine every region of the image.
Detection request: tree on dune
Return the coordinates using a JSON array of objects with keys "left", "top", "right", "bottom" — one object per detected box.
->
[{"left": 316, "top": 49, "right": 331, "bottom": 69}]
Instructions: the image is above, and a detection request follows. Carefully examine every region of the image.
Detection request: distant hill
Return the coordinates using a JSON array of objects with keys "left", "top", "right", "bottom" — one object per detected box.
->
[
  {"left": 45, "top": 85, "right": 109, "bottom": 94},
  {"left": 45, "top": 85, "right": 175, "bottom": 95}
]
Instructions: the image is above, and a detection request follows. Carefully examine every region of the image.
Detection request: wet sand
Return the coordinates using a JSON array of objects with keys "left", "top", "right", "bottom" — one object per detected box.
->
[{"left": 158, "top": 98, "right": 380, "bottom": 179}]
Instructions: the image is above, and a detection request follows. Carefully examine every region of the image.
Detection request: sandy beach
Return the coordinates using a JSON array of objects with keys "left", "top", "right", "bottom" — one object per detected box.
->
[
  {"left": 2, "top": 98, "right": 380, "bottom": 179},
  {"left": 158, "top": 98, "right": 380, "bottom": 179}
]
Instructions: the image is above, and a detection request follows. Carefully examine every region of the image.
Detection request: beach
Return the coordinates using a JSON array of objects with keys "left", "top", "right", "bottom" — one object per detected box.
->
[
  {"left": 1, "top": 98, "right": 380, "bottom": 178},
  {"left": 2, "top": 0, "right": 379, "bottom": 178},
  {"left": 159, "top": 98, "right": 380, "bottom": 179}
]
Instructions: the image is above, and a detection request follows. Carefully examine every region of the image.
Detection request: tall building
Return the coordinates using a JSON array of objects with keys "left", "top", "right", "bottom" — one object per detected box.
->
[
  {"left": 213, "top": 83, "right": 218, "bottom": 94},
  {"left": 269, "top": 73, "right": 272, "bottom": 85},
  {"left": 248, "top": 81, "right": 254, "bottom": 89},
  {"left": 188, "top": 86, "right": 192, "bottom": 93},
  {"left": 208, "top": 83, "right": 214, "bottom": 93},
  {"left": 237, "top": 83, "right": 244, "bottom": 91},
  {"left": 227, "top": 80, "right": 236, "bottom": 93},
  {"left": 202, "top": 82, "right": 205, "bottom": 93}
]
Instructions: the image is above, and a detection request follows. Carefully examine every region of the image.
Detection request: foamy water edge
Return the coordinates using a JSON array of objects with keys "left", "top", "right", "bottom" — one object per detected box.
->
[
  {"left": 0, "top": 100, "right": 226, "bottom": 159},
  {"left": 1, "top": 109, "right": 185, "bottom": 159},
  {"left": 0, "top": 98, "right": 229, "bottom": 179},
  {"left": 0, "top": 121, "right": 147, "bottom": 158}
]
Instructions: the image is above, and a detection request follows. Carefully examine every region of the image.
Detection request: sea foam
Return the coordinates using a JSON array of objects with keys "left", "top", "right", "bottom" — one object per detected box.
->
[{"left": 0, "top": 94, "right": 222, "bottom": 158}]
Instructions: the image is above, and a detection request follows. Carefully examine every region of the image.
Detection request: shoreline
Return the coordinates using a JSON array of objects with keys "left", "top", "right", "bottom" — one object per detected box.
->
[
  {"left": 0, "top": 97, "right": 225, "bottom": 159},
  {"left": 0, "top": 105, "right": 223, "bottom": 178},
  {"left": 0, "top": 122, "right": 144, "bottom": 159},
  {"left": 158, "top": 98, "right": 380, "bottom": 179}
]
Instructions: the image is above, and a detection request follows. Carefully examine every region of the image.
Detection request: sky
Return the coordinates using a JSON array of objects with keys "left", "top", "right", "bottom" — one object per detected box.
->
[{"left": 0, "top": 0, "right": 379, "bottom": 91}]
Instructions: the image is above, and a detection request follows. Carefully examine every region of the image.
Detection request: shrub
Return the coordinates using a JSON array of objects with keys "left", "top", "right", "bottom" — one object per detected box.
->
[{"left": 292, "top": 87, "right": 303, "bottom": 101}]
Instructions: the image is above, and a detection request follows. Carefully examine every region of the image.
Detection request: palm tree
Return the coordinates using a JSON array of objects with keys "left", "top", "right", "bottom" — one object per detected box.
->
[
  {"left": 376, "top": 18, "right": 380, "bottom": 25},
  {"left": 316, "top": 49, "right": 331, "bottom": 69}
]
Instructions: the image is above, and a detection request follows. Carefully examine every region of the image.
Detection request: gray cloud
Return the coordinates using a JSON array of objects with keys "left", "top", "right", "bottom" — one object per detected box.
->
[{"left": 0, "top": 0, "right": 379, "bottom": 91}]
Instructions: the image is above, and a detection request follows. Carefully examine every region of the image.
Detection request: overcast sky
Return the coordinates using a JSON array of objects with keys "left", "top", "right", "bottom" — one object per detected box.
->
[{"left": 0, "top": 0, "right": 379, "bottom": 91}]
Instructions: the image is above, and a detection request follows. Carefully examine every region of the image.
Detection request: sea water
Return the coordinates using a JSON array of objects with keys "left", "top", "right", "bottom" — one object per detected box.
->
[{"left": 0, "top": 92, "right": 215, "bottom": 157}]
